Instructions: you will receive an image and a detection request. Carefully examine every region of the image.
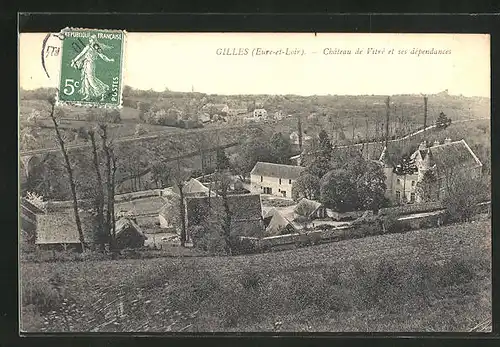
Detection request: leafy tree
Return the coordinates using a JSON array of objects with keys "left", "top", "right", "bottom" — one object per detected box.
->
[
  {"left": 416, "top": 170, "right": 438, "bottom": 202},
  {"left": 442, "top": 173, "right": 488, "bottom": 222},
  {"left": 269, "top": 132, "right": 292, "bottom": 164},
  {"left": 436, "top": 112, "right": 452, "bottom": 129},
  {"left": 318, "top": 129, "right": 333, "bottom": 158},
  {"left": 319, "top": 169, "right": 358, "bottom": 212},
  {"left": 303, "top": 141, "right": 331, "bottom": 179},
  {"left": 355, "top": 160, "right": 387, "bottom": 211},
  {"left": 320, "top": 154, "right": 387, "bottom": 212},
  {"left": 216, "top": 149, "right": 230, "bottom": 171},
  {"left": 230, "top": 136, "right": 274, "bottom": 179},
  {"left": 291, "top": 173, "right": 320, "bottom": 201}
]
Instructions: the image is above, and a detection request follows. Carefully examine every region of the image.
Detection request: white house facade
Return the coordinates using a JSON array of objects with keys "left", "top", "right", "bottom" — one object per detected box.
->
[
  {"left": 253, "top": 108, "right": 268, "bottom": 118},
  {"left": 250, "top": 162, "right": 305, "bottom": 199},
  {"left": 379, "top": 138, "right": 483, "bottom": 204}
]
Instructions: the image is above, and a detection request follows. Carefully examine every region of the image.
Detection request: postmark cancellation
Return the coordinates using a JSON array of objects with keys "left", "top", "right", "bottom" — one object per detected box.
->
[{"left": 55, "top": 28, "right": 126, "bottom": 108}]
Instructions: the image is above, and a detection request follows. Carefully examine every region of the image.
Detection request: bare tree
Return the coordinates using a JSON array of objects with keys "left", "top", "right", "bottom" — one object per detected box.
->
[
  {"left": 88, "top": 129, "right": 106, "bottom": 249},
  {"left": 171, "top": 157, "right": 191, "bottom": 247},
  {"left": 212, "top": 170, "right": 233, "bottom": 254},
  {"left": 48, "top": 100, "right": 85, "bottom": 251},
  {"left": 98, "top": 123, "right": 118, "bottom": 249}
]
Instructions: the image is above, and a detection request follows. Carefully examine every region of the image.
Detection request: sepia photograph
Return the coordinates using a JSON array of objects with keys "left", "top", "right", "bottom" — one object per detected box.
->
[{"left": 18, "top": 31, "right": 491, "bottom": 333}]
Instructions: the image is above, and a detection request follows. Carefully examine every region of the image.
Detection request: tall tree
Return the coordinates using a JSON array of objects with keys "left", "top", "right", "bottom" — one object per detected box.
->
[
  {"left": 88, "top": 129, "right": 106, "bottom": 249},
  {"left": 216, "top": 149, "right": 230, "bottom": 171},
  {"left": 291, "top": 173, "right": 320, "bottom": 201},
  {"left": 319, "top": 169, "right": 358, "bottom": 212},
  {"left": 269, "top": 132, "right": 292, "bottom": 164},
  {"left": 212, "top": 170, "right": 233, "bottom": 254},
  {"left": 297, "top": 115, "right": 303, "bottom": 151},
  {"left": 416, "top": 170, "right": 437, "bottom": 202},
  {"left": 385, "top": 96, "right": 390, "bottom": 147},
  {"left": 436, "top": 112, "right": 452, "bottom": 129},
  {"left": 423, "top": 95, "right": 428, "bottom": 130},
  {"left": 171, "top": 159, "right": 191, "bottom": 247},
  {"left": 48, "top": 99, "right": 85, "bottom": 251}
]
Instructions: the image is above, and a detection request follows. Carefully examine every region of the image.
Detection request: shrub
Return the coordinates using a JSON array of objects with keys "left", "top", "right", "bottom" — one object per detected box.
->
[
  {"left": 22, "top": 279, "right": 62, "bottom": 314},
  {"left": 230, "top": 237, "right": 260, "bottom": 255},
  {"left": 191, "top": 225, "right": 227, "bottom": 255},
  {"left": 239, "top": 267, "right": 263, "bottom": 291},
  {"left": 382, "top": 213, "right": 411, "bottom": 234},
  {"left": 437, "top": 257, "right": 476, "bottom": 288}
]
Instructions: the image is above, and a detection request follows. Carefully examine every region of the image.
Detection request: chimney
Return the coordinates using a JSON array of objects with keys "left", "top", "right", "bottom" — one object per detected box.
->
[
  {"left": 444, "top": 138, "right": 452, "bottom": 145},
  {"left": 433, "top": 140, "right": 440, "bottom": 147},
  {"left": 418, "top": 141, "right": 427, "bottom": 151}
]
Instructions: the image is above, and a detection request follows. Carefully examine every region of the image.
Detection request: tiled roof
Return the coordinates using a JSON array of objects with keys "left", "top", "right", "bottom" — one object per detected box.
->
[
  {"left": 425, "top": 140, "right": 482, "bottom": 171},
  {"left": 251, "top": 162, "right": 305, "bottom": 180},
  {"left": 115, "top": 218, "right": 146, "bottom": 238},
  {"left": 172, "top": 178, "right": 210, "bottom": 196},
  {"left": 266, "top": 211, "right": 295, "bottom": 236},
  {"left": 294, "top": 198, "right": 322, "bottom": 217},
  {"left": 35, "top": 209, "right": 93, "bottom": 244}
]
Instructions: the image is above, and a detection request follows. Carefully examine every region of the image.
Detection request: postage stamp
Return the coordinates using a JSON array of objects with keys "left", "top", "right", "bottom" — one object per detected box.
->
[{"left": 56, "top": 28, "right": 126, "bottom": 108}]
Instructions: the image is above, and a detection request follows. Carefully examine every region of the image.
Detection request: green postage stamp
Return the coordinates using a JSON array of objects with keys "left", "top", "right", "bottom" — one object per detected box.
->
[{"left": 56, "top": 28, "right": 126, "bottom": 108}]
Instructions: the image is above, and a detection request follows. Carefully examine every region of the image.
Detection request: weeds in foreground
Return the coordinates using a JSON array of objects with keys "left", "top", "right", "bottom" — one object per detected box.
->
[{"left": 21, "top": 237, "right": 490, "bottom": 332}]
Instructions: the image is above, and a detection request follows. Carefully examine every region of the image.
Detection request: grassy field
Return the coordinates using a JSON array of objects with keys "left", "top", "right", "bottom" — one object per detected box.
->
[{"left": 20, "top": 219, "right": 491, "bottom": 333}]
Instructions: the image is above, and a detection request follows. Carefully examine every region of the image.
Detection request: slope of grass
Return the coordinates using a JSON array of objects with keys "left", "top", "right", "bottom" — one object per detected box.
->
[{"left": 21, "top": 219, "right": 491, "bottom": 333}]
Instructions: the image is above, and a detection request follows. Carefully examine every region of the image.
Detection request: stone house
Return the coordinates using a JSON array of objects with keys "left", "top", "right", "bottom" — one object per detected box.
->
[
  {"left": 250, "top": 162, "right": 305, "bottom": 199},
  {"left": 379, "top": 138, "right": 483, "bottom": 204}
]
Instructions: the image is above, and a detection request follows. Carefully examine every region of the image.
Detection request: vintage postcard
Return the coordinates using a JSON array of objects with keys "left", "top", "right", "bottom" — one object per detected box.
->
[{"left": 19, "top": 32, "right": 491, "bottom": 333}]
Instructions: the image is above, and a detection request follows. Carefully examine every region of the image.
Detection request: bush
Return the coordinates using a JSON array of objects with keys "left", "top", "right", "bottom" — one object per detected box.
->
[
  {"left": 230, "top": 237, "right": 260, "bottom": 255},
  {"left": 383, "top": 214, "right": 411, "bottom": 234},
  {"left": 239, "top": 267, "right": 263, "bottom": 291},
  {"left": 191, "top": 226, "right": 227, "bottom": 255}
]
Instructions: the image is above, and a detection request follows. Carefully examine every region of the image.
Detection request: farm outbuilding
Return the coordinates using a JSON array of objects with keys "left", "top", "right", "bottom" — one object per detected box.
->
[
  {"left": 20, "top": 198, "right": 45, "bottom": 244},
  {"left": 294, "top": 198, "right": 327, "bottom": 219},
  {"left": 265, "top": 211, "right": 296, "bottom": 236},
  {"left": 115, "top": 218, "right": 148, "bottom": 249},
  {"left": 34, "top": 208, "right": 94, "bottom": 251}
]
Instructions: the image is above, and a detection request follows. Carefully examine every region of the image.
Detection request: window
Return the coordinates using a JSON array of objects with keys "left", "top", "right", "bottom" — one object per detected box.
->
[
  {"left": 396, "top": 191, "right": 401, "bottom": 200},
  {"left": 411, "top": 181, "right": 415, "bottom": 187},
  {"left": 397, "top": 179, "right": 401, "bottom": 185},
  {"left": 282, "top": 191, "right": 287, "bottom": 198},
  {"left": 410, "top": 192, "right": 415, "bottom": 202},
  {"left": 289, "top": 179, "right": 292, "bottom": 184},
  {"left": 263, "top": 187, "right": 272, "bottom": 195},
  {"left": 260, "top": 176, "right": 263, "bottom": 182},
  {"left": 279, "top": 178, "right": 282, "bottom": 185}
]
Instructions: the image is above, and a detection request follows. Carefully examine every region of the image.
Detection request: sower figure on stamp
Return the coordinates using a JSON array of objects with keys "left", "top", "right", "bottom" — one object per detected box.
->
[{"left": 70, "top": 34, "right": 115, "bottom": 101}]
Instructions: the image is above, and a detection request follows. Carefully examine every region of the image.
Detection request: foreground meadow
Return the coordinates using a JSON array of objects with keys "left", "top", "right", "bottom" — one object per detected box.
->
[{"left": 21, "top": 219, "right": 491, "bottom": 333}]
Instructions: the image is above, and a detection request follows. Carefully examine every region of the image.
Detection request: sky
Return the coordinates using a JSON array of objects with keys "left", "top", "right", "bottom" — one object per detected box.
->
[{"left": 19, "top": 32, "right": 490, "bottom": 97}]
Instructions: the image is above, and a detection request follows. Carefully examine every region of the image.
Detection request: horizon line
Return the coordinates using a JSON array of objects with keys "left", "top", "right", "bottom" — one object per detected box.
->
[{"left": 19, "top": 86, "right": 490, "bottom": 99}]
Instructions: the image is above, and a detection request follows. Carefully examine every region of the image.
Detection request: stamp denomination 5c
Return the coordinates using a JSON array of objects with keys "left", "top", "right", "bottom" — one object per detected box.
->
[{"left": 56, "top": 28, "right": 126, "bottom": 108}]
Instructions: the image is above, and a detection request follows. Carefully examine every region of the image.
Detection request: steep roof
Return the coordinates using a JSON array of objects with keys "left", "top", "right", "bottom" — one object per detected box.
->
[
  {"left": 115, "top": 218, "right": 147, "bottom": 239},
  {"left": 266, "top": 211, "right": 295, "bottom": 236},
  {"left": 172, "top": 178, "right": 210, "bottom": 196},
  {"left": 426, "top": 139, "right": 482, "bottom": 171},
  {"left": 250, "top": 162, "right": 305, "bottom": 180},
  {"left": 294, "top": 198, "right": 323, "bottom": 217},
  {"left": 262, "top": 206, "right": 278, "bottom": 219}
]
